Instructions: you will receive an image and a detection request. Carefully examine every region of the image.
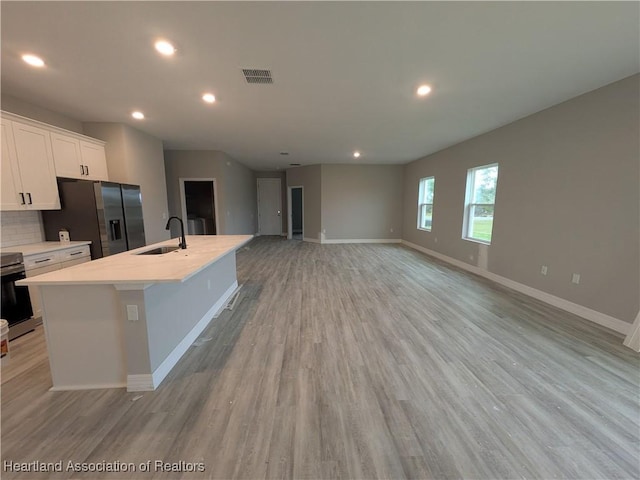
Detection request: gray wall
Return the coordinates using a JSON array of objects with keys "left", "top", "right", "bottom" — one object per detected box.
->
[
  {"left": 286, "top": 165, "right": 322, "bottom": 241},
  {"left": 321, "top": 164, "right": 403, "bottom": 240},
  {"left": 1, "top": 94, "right": 83, "bottom": 133},
  {"left": 83, "top": 123, "right": 170, "bottom": 245},
  {"left": 255, "top": 171, "right": 287, "bottom": 234},
  {"left": 403, "top": 74, "right": 640, "bottom": 324},
  {"left": 164, "top": 150, "right": 256, "bottom": 236}
]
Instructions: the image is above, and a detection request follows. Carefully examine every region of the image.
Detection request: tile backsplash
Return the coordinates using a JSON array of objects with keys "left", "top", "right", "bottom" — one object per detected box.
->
[{"left": 1, "top": 210, "right": 45, "bottom": 248}]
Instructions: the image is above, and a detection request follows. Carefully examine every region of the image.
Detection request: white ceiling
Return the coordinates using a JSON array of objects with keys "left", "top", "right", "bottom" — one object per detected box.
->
[{"left": 1, "top": 2, "right": 638, "bottom": 171}]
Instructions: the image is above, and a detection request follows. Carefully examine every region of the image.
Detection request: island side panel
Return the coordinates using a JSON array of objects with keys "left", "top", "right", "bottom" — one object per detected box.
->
[
  {"left": 40, "top": 284, "right": 127, "bottom": 390},
  {"left": 122, "top": 251, "right": 239, "bottom": 390},
  {"left": 116, "top": 288, "right": 153, "bottom": 378}
]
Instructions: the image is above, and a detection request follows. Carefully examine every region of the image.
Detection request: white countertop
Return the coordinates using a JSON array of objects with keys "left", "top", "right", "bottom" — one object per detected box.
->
[
  {"left": 18, "top": 235, "right": 253, "bottom": 286},
  {"left": 6, "top": 241, "right": 92, "bottom": 257}
]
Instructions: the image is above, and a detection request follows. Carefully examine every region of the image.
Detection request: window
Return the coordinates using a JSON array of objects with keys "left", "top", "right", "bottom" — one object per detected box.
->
[
  {"left": 463, "top": 164, "right": 499, "bottom": 243},
  {"left": 417, "top": 176, "right": 435, "bottom": 231}
]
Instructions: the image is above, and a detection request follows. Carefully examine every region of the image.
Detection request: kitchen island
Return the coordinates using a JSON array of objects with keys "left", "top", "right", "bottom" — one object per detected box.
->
[{"left": 18, "top": 235, "right": 253, "bottom": 391}]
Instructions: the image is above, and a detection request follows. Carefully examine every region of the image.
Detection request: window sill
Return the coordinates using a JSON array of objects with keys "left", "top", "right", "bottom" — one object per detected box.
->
[
  {"left": 417, "top": 227, "right": 432, "bottom": 232},
  {"left": 463, "top": 237, "right": 491, "bottom": 246}
]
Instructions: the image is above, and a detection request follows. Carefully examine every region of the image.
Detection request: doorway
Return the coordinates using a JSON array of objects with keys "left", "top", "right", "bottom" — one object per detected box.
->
[
  {"left": 287, "top": 186, "right": 303, "bottom": 240},
  {"left": 179, "top": 179, "right": 219, "bottom": 235},
  {"left": 257, "top": 178, "right": 282, "bottom": 236}
]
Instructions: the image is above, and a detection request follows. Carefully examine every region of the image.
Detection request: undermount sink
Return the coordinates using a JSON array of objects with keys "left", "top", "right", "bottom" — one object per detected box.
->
[{"left": 136, "top": 246, "right": 181, "bottom": 255}]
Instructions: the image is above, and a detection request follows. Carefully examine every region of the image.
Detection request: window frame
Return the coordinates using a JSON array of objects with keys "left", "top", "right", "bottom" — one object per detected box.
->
[
  {"left": 462, "top": 163, "right": 499, "bottom": 245},
  {"left": 417, "top": 176, "right": 435, "bottom": 232}
]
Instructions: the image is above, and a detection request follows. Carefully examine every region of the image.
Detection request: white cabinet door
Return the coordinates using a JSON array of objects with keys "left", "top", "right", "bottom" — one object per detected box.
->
[
  {"left": 51, "top": 132, "right": 83, "bottom": 179},
  {"left": 80, "top": 141, "right": 108, "bottom": 181},
  {"left": 0, "top": 119, "right": 25, "bottom": 210},
  {"left": 11, "top": 121, "right": 60, "bottom": 210}
]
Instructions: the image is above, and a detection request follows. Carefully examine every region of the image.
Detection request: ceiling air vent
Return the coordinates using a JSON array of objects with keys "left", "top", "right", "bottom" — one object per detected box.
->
[{"left": 242, "top": 68, "right": 273, "bottom": 84}]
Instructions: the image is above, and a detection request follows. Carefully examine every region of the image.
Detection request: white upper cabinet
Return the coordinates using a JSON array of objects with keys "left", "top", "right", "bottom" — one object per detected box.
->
[
  {"left": 0, "top": 111, "right": 110, "bottom": 212},
  {"left": 79, "top": 140, "right": 109, "bottom": 180},
  {"left": 51, "top": 132, "right": 83, "bottom": 178},
  {"left": 1, "top": 118, "right": 60, "bottom": 211},
  {"left": 1, "top": 119, "right": 24, "bottom": 210},
  {"left": 51, "top": 131, "right": 108, "bottom": 181}
]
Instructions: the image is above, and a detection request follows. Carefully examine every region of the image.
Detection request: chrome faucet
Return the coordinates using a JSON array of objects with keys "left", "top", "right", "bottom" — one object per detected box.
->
[{"left": 165, "top": 216, "right": 187, "bottom": 249}]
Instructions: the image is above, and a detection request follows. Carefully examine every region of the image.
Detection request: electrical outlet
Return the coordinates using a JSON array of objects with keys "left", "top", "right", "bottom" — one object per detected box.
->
[
  {"left": 126, "top": 305, "right": 139, "bottom": 321},
  {"left": 572, "top": 273, "right": 581, "bottom": 284},
  {"left": 390, "top": 228, "right": 394, "bottom": 233},
  {"left": 434, "top": 237, "right": 438, "bottom": 243},
  {"left": 162, "top": 212, "right": 167, "bottom": 220},
  {"left": 469, "top": 254, "right": 474, "bottom": 261},
  {"left": 541, "top": 265, "right": 548, "bottom": 275}
]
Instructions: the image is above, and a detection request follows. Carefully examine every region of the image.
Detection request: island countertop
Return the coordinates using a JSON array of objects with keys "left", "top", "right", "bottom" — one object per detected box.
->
[{"left": 17, "top": 235, "right": 253, "bottom": 286}]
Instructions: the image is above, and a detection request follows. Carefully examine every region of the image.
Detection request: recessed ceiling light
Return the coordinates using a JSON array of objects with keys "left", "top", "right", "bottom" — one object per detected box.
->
[
  {"left": 417, "top": 85, "right": 432, "bottom": 96},
  {"left": 154, "top": 40, "right": 176, "bottom": 56},
  {"left": 131, "top": 111, "right": 145, "bottom": 120},
  {"left": 202, "top": 93, "right": 216, "bottom": 104},
  {"left": 22, "top": 54, "right": 45, "bottom": 68},
  {"left": 353, "top": 151, "right": 361, "bottom": 158}
]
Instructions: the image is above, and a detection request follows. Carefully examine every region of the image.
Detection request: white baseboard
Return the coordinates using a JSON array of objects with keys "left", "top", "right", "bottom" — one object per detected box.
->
[
  {"left": 401, "top": 240, "right": 631, "bottom": 336},
  {"left": 321, "top": 238, "right": 402, "bottom": 244},
  {"left": 303, "top": 237, "right": 321, "bottom": 243},
  {"left": 127, "top": 280, "right": 239, "bottom": 392},
  {"left": 50, "top": 382, "right": 126, "bottom": 392},
  {"left": 125, "top": 375, "right": 154, "bottom": 392},
  {"left": 623, "top": 311, "right": 640, "bottom": 351}
]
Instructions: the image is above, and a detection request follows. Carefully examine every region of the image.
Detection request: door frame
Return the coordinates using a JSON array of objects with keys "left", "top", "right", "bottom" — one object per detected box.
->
[
  {"left": 257, "top": 178, "right": 282, "bottom": 236},
  {"left": 179, "top": 178, "right": 219, "bottom": 235},
  {"left": 287, "top": 185, "right": 304, "bottom": 240}
]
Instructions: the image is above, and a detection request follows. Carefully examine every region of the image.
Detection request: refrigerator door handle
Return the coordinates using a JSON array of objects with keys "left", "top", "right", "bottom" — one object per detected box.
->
[
  {"left": 85, "top": 165, "right": 89, "bottom": 176},
  {"left": 80, "top": 165, "right": 85, "bottom": 175},
  {"left": 19, "top": 192, "right": 25, "bottom": 205},
  {"left": 26, "top": 193, "right": 32, "bottom": 205}
]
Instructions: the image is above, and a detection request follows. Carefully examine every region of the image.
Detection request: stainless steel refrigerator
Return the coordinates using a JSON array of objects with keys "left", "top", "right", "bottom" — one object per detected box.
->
[{"left": 42, "top": 180, "right": 146, "bottom": 259}]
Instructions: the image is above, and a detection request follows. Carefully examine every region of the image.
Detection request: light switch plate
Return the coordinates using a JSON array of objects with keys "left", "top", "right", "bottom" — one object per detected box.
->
[{"left": 127, "top": 305, "right": 139, "bottom": 321}]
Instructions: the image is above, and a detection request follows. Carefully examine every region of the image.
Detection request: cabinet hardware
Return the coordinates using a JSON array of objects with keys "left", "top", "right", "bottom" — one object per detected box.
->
[
  {"left": 35, "top": 258, "right": 53, "bottom": 264},
  {"left": 69, "top": 251, "right": 83, "bottom": 256},
  {"left": 26, "top": 193, "right": 32, "bottom": 204},
  {"left": 81, "top": 165, "right": 85, "bottom": 175},
  {"left": 85, "top": 165, "right": 90, "bottom": 175},
  {"left": 19, "top": 193, "right": 25, "bottom": 205}
]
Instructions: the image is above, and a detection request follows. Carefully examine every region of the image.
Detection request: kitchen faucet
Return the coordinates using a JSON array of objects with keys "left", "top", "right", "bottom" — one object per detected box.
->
[{"left": 165, "top": 216, "right": 187, "bottom": 249}]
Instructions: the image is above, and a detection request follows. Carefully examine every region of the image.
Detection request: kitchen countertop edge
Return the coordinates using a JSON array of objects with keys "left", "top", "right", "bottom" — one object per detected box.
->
[{"left": 17, "top": 235, "right": 253, "bottom": 286}]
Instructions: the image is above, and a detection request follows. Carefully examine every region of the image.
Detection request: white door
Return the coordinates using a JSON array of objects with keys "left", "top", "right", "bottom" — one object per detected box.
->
[{"left": 257, "top": 178, "right": 282, "bottom": 235}]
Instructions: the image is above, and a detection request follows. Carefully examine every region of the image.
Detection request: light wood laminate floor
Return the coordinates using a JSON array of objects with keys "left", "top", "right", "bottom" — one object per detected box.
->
[{"left": 2, "top": 237, "right": 639, "bottom": 479}]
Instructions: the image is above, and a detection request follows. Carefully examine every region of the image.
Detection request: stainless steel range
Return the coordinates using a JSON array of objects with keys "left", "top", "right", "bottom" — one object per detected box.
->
[{"left": 1, "top": 252, "right": 35, "bottom": 340}]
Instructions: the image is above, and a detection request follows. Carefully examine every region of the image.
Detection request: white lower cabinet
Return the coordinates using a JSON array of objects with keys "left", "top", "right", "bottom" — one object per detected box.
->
[{"left": 25, "top": 245, "right": 91, "bottom": 319}]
